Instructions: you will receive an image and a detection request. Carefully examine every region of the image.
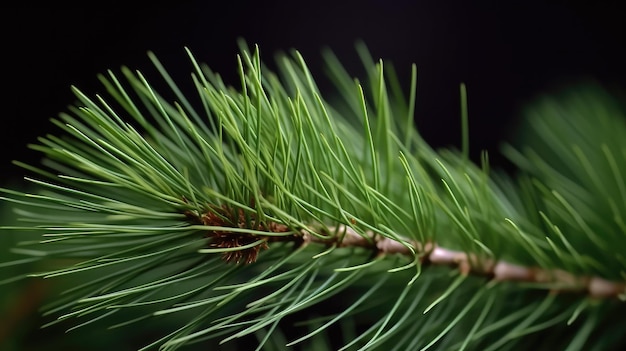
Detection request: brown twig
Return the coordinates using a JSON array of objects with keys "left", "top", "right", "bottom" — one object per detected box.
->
[
  {"left": 184, "top": 204, "right": 625, "bottom": 299},
  {"left": 305, "top": 225, "right": 626, "bottom": 299}
]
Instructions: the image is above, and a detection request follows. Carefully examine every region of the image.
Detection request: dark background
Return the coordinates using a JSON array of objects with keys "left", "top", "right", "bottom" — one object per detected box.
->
[{"left": 2, "top": 1, "right": 625, "bottom": 183}]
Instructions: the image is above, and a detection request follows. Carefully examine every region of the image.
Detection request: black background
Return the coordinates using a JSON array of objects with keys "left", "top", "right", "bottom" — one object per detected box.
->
[{"left": 3, "top": 1, "right": 625, "bottom": 183}]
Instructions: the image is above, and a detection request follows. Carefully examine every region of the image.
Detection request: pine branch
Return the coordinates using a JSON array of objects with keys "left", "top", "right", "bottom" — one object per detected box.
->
[
  {"left": 1, "top": 41, "right": 625, "bottom": 350},
  {"left": 186, "top": 203, "right": 624, "bottom": 298}
]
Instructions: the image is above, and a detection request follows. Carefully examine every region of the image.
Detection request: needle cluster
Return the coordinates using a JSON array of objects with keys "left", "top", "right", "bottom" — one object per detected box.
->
[{"left": 1, "top": 41, "right": 625, "bottom": 350}]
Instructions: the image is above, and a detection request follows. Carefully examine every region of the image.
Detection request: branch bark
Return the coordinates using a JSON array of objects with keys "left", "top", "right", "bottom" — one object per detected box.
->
[{"left": 185, "top": 205, "right": 625, "bottom": 299}]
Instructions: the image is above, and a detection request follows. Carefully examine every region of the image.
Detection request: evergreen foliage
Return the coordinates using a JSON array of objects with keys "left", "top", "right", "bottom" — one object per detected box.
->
[{"left": 1, "top": 42, "right": 625, "bottom": 350}]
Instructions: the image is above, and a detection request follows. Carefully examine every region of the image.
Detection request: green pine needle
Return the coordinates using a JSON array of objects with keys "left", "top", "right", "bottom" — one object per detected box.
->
[{"left": 1, "top": 42, "right": 625, "bottom": 350}]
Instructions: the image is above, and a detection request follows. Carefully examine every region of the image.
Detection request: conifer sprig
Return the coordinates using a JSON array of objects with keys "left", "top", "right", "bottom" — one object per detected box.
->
[{"left": 1, "top": 42, "right": 625, "bottom": 350}]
